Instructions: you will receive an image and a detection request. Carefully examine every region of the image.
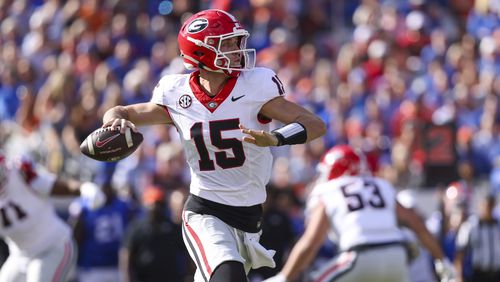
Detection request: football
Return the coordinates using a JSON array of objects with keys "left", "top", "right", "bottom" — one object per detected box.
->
[{"left": 80, "top": 126, "right": 143, "bottom": 162}]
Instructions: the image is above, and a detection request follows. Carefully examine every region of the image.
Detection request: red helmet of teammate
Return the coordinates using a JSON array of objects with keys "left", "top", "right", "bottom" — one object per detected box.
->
[
  {"left": 177, "top": 9, "right": 256, "bottom": 77},
  {"left": 318, "top": 145, "right": 363, "bottom": 181}
]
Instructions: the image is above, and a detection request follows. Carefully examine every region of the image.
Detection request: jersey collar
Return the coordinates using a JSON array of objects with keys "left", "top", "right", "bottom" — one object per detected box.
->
[{"left": 189, "top": 71, "right": 238, "bottom": 113}]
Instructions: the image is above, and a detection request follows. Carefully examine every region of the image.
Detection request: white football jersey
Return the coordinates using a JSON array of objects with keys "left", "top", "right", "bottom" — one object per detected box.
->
[
  {"left": 307, "top": 176, "right": 403, "bottom": 251},
  {"left": 0, "top": 158, "right": 72, "bottom": 256},
  {"left": 151, "top": 67, "right": 284, "bottom": 206}
]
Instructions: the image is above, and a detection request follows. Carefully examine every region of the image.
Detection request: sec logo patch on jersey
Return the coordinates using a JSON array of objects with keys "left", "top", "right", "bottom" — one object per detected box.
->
[{"left": 179, "top": 94, "right": 192, "bottom": 108}]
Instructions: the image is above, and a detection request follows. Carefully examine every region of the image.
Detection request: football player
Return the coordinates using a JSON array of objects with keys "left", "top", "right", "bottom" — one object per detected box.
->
[
  {"left": 102, "top": 9, "right": 326, "bottom": 282},
  {"left": 265, "top": 145, "right": 456, "bottom": 282},
  {"left": 0, "top": 152, "right": 105, "bottom": 282}
]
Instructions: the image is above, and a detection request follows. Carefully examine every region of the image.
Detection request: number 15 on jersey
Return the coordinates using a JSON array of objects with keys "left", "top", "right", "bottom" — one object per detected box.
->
[{"left": 190, "top": 118, "right": 246, "bottom": 171}]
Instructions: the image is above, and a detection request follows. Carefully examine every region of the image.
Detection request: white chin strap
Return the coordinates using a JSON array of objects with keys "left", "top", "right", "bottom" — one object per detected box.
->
[{"left": 181, "top": 53, "right": 224, "bottom": 73}]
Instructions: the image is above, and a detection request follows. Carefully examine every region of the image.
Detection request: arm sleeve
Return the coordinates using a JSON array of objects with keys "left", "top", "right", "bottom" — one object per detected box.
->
[
  {"left": 320, "top": 193, "right": 337, "bottom": 217},
  {"left": 255, "top": 68, "right": 285, "bottom": 104},
  {"left": 307, "top": 183, "right": 336, "bottom": 219},
  {"left": 30, "top": 171, "right": 57, "bottom": 196},
  {"left": 305, "top": 184, "right": 325, "bottom": 217},
  {"left": 150, "top": 76, "right": 169, "bottom": 106}
]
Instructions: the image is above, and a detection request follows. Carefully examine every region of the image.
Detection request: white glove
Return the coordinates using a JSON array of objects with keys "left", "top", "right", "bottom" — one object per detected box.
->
[
  {"left": 79, "top": 182, "right": 106, "bottom": 210},
  {"left": 262, "top": 273, "right": 288, "bottom": 282},
  {"left": 434, "top": 258, "right": 457, "bottom": 282}
]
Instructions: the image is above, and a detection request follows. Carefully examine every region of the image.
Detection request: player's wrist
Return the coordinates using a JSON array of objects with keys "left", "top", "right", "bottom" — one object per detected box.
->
[
  {"left": 269, "top": 133, "right": 280, "bottom": 146},
  {"left": 271, "top": 122, "right": 307, "bottom": 146},
  {"left": 103, "top": 106, "right": 128, "bottom": 124}
]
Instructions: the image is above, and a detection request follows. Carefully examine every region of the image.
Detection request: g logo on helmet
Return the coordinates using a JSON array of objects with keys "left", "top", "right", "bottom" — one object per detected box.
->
[{"left": 187, "top": 18, "right": 208, "bottom": 34}]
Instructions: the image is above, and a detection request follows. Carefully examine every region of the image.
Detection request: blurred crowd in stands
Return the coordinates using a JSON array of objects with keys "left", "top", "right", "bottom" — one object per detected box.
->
[{"left": 0, "top": 0, "right": 499, "bottom": 281}]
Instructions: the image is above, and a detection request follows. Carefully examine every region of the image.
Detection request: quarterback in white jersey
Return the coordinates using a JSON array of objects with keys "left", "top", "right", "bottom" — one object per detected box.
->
[
  {"left": 150, "top": 66, "right": 280, "bottom": 207},
  {"left": 0, "top": 153, "right": 104, "bottom": 282},
  {"left": 102, "top": 9, "right": 326, "bottom": 282},
  {"left": 265, "top": 145, "right": 456, "bottom": 282}
]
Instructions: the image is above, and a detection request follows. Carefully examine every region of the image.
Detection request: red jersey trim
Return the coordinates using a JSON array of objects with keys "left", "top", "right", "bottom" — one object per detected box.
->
[
  {"left": 189, "top": 71, "right": 237, "bottom": 113},
  {"left": 257, "top": 113, "right": 272, "bottom": 124}
]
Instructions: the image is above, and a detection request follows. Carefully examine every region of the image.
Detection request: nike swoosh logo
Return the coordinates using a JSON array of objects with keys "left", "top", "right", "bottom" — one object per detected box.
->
[
  {"left": 95, "top": 133, "right": 121, "bottom": 148},
  {"left": 231, "top": 95, "right": 245, "bottom": 102}
]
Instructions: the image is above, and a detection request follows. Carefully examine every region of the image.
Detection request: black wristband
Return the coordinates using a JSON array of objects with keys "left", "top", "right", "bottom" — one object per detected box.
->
[
  {"left": 273, "top": 131, "right": 285, "bottom": 146},
  {"left": 271, "top": 122, "right": 307, "bottom": 146}
]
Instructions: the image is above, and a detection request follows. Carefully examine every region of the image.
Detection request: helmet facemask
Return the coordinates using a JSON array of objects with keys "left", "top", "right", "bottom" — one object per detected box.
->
[
  {"left": 186, "top": 30, "right": 256, "bottom": 74},
  {"left": 210, "top": 32, "right": 255, "bottom": 71}
]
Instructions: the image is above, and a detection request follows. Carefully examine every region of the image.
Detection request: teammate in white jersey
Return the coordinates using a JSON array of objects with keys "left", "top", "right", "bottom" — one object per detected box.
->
[
  {"left": 0, "top": 152, "right": 105, "bottom": 282},
  {"left": 265, "top": 145, "right": 456, "bottom": 282},
  {"left": 102, "top": 9, "right": 326, "bottom": 282}
]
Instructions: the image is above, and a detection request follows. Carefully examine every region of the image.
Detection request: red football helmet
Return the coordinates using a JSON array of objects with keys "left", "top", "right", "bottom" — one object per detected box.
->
[
  {"left": 177, "top": 9, "right": 256, "bottom": 77},
  {"left": 318, "top": 145, "right": 363, "bottom": 181}
]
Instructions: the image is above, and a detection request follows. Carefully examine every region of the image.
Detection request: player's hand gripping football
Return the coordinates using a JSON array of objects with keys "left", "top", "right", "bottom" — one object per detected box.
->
[
  {"left": 102, "top": 118, "right": 138, "bottom": 134},
  {"left": 239, "top": 124, "right": 279, "bottom": 147}
]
